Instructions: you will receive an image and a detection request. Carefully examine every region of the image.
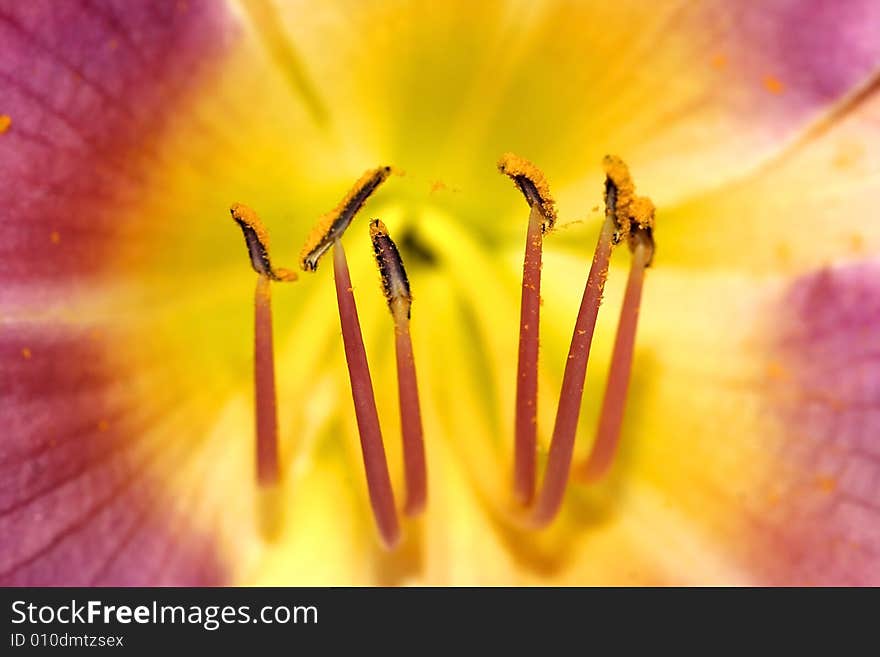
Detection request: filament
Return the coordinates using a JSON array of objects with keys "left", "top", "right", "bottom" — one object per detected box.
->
[
  {"left": 530, "top": 215, "right": 615, "bottom": 526},
  {"left": 333, "top": 239, "right": 401, "bottom": 548},
  {"left": 578, "top": 230, "right": 651, "bottom": 482}
]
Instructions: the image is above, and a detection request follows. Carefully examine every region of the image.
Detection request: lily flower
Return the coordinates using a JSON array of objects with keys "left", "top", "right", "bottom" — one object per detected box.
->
[{"left": 1, "top": 0, "right": 878, "bottom": 585}]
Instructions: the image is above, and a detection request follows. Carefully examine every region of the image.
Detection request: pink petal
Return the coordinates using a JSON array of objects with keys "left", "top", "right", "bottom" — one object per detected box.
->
[
  {"left": 749, "top": 262, "right": 880, "bottom": 585},
  {"left": 0, "top": 0, "right": 237, "bottom": 586},
  {"left": 0, "top": 0, "right": 235, "bottom": 301}
]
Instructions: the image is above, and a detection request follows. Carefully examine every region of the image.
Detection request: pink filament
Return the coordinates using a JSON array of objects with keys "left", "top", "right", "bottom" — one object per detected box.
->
[
  {"left": 513, "top": 204, "right": 544, "bottom": 506},
  {"left": 579, "top": 240, "right": 649, "bottom": 483},
  {"left": 254, "top": 274, "right": 280, "bottom": 487},
  {"left": 395, "top": 317, "right": 427, "bottom": 516},
  {"left": 530, "top": 217, "right": 615, "bottom": 527},
  {"left": 333, "top": 240, "right": 401, "bottom": 548}
]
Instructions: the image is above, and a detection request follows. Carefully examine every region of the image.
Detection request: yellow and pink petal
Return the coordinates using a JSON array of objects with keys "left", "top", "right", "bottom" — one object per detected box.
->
[{"left": 0, "top": 0, "right": 241, "bottom": 585}]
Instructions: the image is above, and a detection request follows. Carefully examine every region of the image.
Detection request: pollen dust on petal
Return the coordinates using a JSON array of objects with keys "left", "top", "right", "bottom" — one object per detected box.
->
[
  {"left": 710, "top": 53, "right": 727, "bottom": 71},
  {"left": 815, "top": 475, "right": 837, "bottom": 494},
  {"left": 832, "top": 141, "right": 865, "bottom": 171},
  {"left": 774, "top": 242, "right": 792, "bottom": 266},
  {"left": 50, "top": 231, "right": 61, "bottom": 245},
  {"left": 763, "top": 75, "right": 785, "bottom": 95},
  {"left": 0, "top": 115, "right": 11, "bottom": 134},
  {"left": 849, "top": 234, "right": 864, "bottom": 254},
  {"left": 97, "top": 419, "right": 109, "bottom": 432},
  {"left": 21, "top": 347, "right": 32, "bottom": 359},
  {"left": 765, "top": 360, "right": 789, "bottom": 382}
]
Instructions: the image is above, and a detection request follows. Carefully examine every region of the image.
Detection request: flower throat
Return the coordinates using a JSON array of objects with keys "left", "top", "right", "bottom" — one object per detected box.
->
[{"left": 229, "top": 155, "right": 655, "bottom": 546}]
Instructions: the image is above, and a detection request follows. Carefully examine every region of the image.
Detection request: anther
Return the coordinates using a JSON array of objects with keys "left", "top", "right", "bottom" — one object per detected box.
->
[
  {"left": 370, "top": 219, "right": 427, "bottom": 516},
  {"left": 370, "top": 219, "right": 412, "bottom": 322},
  {"left": 498, "top": 152, "right": 557, "bottom": 231},
  {"left": 300, "top": 166, "right": 392, "bottom": 271},
  {"left": 602, "top": 155, "right": 654, "bottom": 246},
  {"left": 231, "top": 203, "right": 297, "bottom": 282}
]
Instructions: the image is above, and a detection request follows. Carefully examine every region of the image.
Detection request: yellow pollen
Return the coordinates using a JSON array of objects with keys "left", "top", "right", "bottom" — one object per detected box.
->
[
  {"left": 815, "top": 475, "right": 837, "bottom": 494},
  {"left": 21, "top": 347, "right": 32, "bottom": 359},
  {"left": 369, "top": 218, "right": 388, "bottom": 241},
  {"left": 0, "top": 115, "right": 11, "bottom": 134},
  {"left": 602, "top": 155, "right": 655, "bottom": 243},
  {"left": 50, "top": 230, "right": 61, "bottom": 244},
  {"left": 833, "top": 141, "right": 865, "bottom": 170},
  {"left": 763, "top": 75, "right": 785, "bottom": 95},
  {"left": 231, "top": 202, "right": 270, "bottom": 247},
  {"left": 497, "top": 152, "right": 557, "bottom": 230},
  {"left": 300, "top": 166, "right": 392, "bottom": 271},
  {"left": 97, "top": 419, "right": 109, "bottom": 432},
  {"left": 711, "top": 54, "right": 728, "bottom": 71},
  {"left": 849, "top": 233, "right": 864, "bottom": 254},
  {"left": 765, "top": 361, "right": 790, "bottom": 381}
]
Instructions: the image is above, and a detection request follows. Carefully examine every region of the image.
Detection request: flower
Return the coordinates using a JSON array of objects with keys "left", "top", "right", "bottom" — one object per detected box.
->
[{"left": 1, "top": 0, "right": 878, "bottom": 585}]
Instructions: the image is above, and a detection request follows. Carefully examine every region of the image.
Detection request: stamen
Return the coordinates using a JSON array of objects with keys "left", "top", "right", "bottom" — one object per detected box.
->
[
  {"left": 498, "top": 153, "right": 557, "bottom": 506},
  {"left": 531, "top": 155, "right": 649, "bottom": 526},
  {"left": 370, "top": 219, "right": 427, "bottom": 516},
  {"left": 230, "top": 204, "right": 296, "bottom": 488},
  {"left": 579, "top": 226, "right": 654, "bottom": 482},
  {"left": 333, "top": 239, "right": 401, "bottom": 548},
  {"left": 231, "top": 203, "right": 297, "bottom": 282},
  {"left": 300, "top": 166, "right": 393, "bottom": 271}
]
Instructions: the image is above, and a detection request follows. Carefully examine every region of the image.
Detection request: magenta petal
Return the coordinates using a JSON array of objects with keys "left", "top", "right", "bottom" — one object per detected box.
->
[
  {"left": 727, "top": 0, "right": 880, "bottom": 103},
  {"left": 756, "top": 262, "right": 880, "bottom": 585},
  {"left": 0, "top": 324, "right": 226, "bottom": 585},
  {"left": 0, "top": 0, "right": 237, "bottom": 586},
  {"left": 0, "top": 0, "right": 235, "bottom": 298}
]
